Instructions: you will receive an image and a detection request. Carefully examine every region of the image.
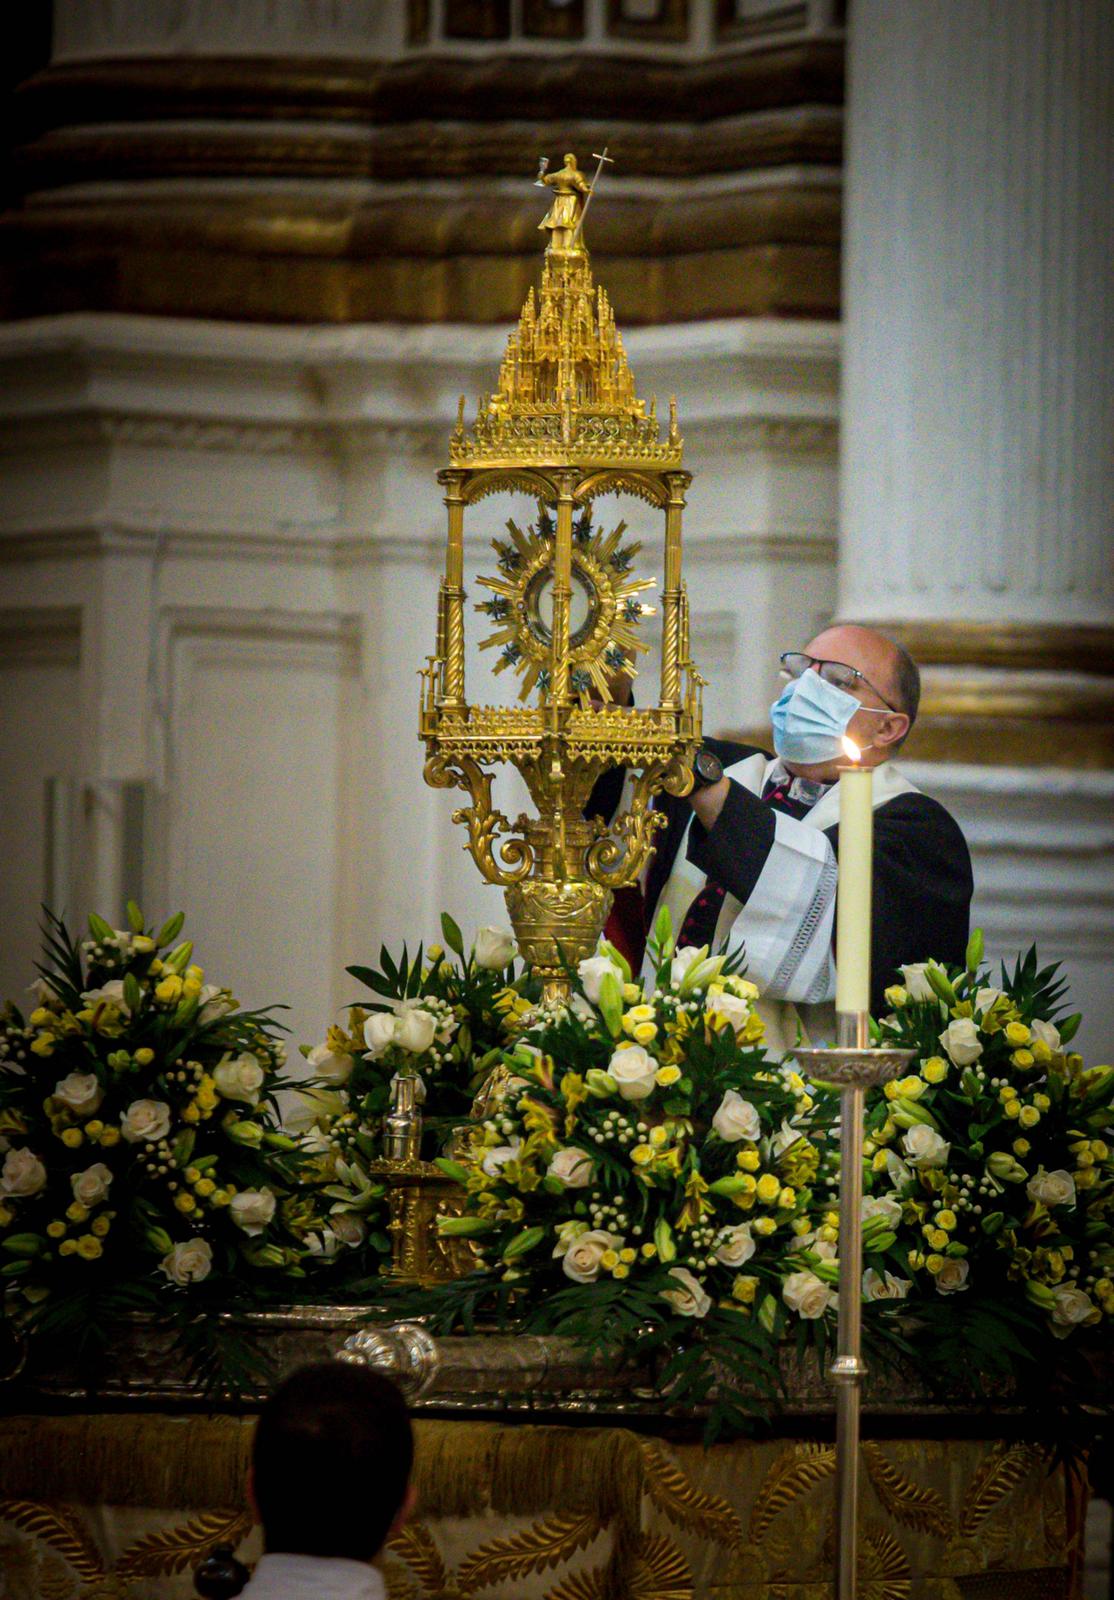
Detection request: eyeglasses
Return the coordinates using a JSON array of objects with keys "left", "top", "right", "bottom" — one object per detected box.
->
[{"left": 779, "top": 652, "right": 899, "bottom": 713}]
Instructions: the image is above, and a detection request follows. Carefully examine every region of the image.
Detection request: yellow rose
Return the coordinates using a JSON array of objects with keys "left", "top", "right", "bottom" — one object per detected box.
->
[
  {"left": 211, "top": 1189, "right": 232, "bottom": 1207},
  {"left": 1004, "top": 1022, "right": 1031, "bottom": 1046},
  {"left": 1012, "top": 1139, "right": 1031, "bottom": 1157},
  {"left": 600, "top": 1249, "right": 619, "bottom": 1271},
  {"left": 31, "top": 1035, "right": 55, "bottom": 1057},
  {"left": 884, "top": 985, "right": 908, "bottom": 1008},
  {"left": 65, "top": 1203, "right": 89, "bottom": 1224},
  {"left": 1018, "top": 1105, "right": 1040, "bottom": 1129},
  {"left": 75, "top": 1235, "right": 103, "bottom": 1260},
  {"left": 620, "top": 1247, "right": 637, "bottom": 1263},
  {"left": 174, "top": 1192, "right": 196, "bottom": 1214},
  {"left": 155, "top": 975, "right": 183, "bottom": 1004},
  {"left": 90, "top": 1215, "right": 111, "bottom": 1237},
  {"left": 935, "top": 1210, "right": 956, "bottom": 1230},
  {"left": 778, "top": 1186, "right": 796, "bottom": 1209},
  {"left": 655, "top": 1065, "right": 681, "bottom": 1087},
  {"left": 134, "top": 1048, "right": 155, "bottom": 1067},
  {"left": 46, "top": 1220, "right": 66, "bottom": 1239},
  {"left": 631, "top": 1145, "right": 654, "bottom": 1166},
  {"left": 1011, "top": 1049, "right": 1035, "bottom": 1068},
  {"left": 736, "top": 1148, "right": 761, "bottom": 1172},
  {"left": 732, "top": 1275, "right": 759, "bottom": 1304},
  {"left": 613, "top": 1263, "right": 630, "bottom": 1279},
  {"left": 872, "top": 1150, "right": 890, "bottom": 1173},
  {"left": 756, "top": 1173, "right": 780, "bottom": 1204},
  {"left": 59, "top": 1239, "right": 78, "bottom": 1256},
  {"left": 633, "top": 1022, "right": 658, "bottom": 1044},
  {"left": 922, "top": 1057, "right": 949, "bottom": 1084},
  {"left": 818, "top": 1224, "right": 838, "bottom": 1244},
  {"left": 60, "top": 1128, "right": 84, "bottom": 1148},
  {"left": 85, "top": 1120, "right": 104, "bottom": 1137},
  {"left": 195, "top": 1178, "right": 216, "bottom": 1198},
  {"left": 99, "top": 1127, "right": 121, "bottom": 1147},
  {"left": 928, "top": 1228, "right": 949, "bottom": 1250},
  {"left": 648, "top": 1126, "right": 668, "bottom": 1149},
  {"left": 1031, "top": 1039, "right": 1052, "bottom": 1064},
  {"left": 1091, "top": 1140, "right": 1108, "bottom": 1161},
  {"left": 896, "top": 1075, "right": 926, "bottom": 1099},
  {"left": 1033, "top": 1093, "right": 1050, "bottom": 1112},
  {"left": 753, "top": 1216, "right": 777, "bottom": 1236},
  {"left": 925, "top": 1253, "right": 945, "bottom": 1274},
  {"left": 1075, "top": 1168, "right": 1098, "bottom": 1190},
  {"left": 641, "top": 1242, "right": 657, "bottom": 1258},
  {"left": 181, "top": 1105, "right": 201, "bottom": 1125},
  {"left": 999, "top": 1084, "right": 1018, "bottom": 1102},
  {"left": 1003, "top": 1100, "right": 1021, "bottom": 1119},
  {"left": 182, "top": 977, "right": 202, "bottom": 1000}
]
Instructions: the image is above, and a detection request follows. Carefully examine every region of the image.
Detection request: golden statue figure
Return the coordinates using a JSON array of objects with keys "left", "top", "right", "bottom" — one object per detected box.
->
[{"left": 538, "top": 153, "right": 591, "bottom": 253}]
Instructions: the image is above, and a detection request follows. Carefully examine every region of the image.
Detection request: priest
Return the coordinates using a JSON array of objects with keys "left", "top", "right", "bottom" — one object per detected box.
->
[{"left": 595, "top": 624, "right": 973, "bottom": 1049}]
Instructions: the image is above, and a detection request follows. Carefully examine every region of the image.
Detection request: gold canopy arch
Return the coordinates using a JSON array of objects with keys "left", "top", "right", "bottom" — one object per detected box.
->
[{"left": 420, "top": 156, "right": 702, "bottom": 995}]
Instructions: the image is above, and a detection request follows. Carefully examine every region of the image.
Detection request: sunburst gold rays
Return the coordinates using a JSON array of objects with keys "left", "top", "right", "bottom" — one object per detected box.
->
[{"left": 475, "top": 503, "right": 656, "bottom": 704}]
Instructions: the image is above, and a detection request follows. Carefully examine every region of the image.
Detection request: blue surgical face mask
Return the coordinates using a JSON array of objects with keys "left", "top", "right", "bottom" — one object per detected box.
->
[{"left": 769, "top": 669, "right": 885, "bottom": 766}]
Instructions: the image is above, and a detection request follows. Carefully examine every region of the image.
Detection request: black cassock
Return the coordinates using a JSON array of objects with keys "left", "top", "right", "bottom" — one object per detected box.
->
[{"left": 591, "top": 738, "right": 974, "bottom": 1024}]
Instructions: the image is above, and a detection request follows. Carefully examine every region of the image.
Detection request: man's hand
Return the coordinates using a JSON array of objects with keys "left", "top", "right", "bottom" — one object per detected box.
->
[{"left": 689, "top": 776, "right": 729, "bottom": 831}]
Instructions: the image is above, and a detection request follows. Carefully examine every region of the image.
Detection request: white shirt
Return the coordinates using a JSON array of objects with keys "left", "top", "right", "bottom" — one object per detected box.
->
[{"left": 239, "top": 1554, "right": 387, "bottom": 1600}]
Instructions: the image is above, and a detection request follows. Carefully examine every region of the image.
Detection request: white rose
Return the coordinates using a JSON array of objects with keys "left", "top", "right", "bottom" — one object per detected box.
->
[
  {"left": 1, "top": 1147, "right": 47, "bottom": 1197},
  {"left": 562, "top": 1228, "right": 617, "bottom": 1284},
  {"left": 160, "top": 1238, "right": 213, "bottom": 1285},
  {"left": 548, "top": 1147, "right": 596, "bottom": 1188},
  {"left": 213, "top": 1052, "right": 266, "bottom": 1104},
  {"left": 715, "top": 1223, "right": 756, "bottom": 1268},
  {"left": 934, "top": 1257, "right": 970, "bottom": 1295},
  {"left": 363, "top": 1012, "right": 398, "bottom": 1059},
  {"left": 394, "top": 1004, "right": 437, "bottom": 1055},
  {"left": 863, "top": 1268, "right": 911, "bottom": 1300},
  {"left": 71, "top": 1163, "right": 114, "bottom": 1208},
  {"left": 1026, "top": 1168, "right": 1076, "bottom": 1209},
  {"left": 230, "top": 1188, "right": 277, "bottom": 1237},
  {"left": 577, "top": 954, "right": 622, "bottom": 1005},
  {"left": 899, "top": 964, "right": 935, "bottom": 1001},
  {"left": 975, "top": 986, "right": 1008, "bottom": 1015},
  {"left": 669, "top": 946, "right": 704, "bottom": 985},
  {"left": 1031, "top": 1018, "right": 1061, "bottom": 1052},
  {"left": 861, "top": 1195, "right": 902, "bottom": 1228},
  {"left": 480, "top": 1141, "right": 522, "bottom": 1178},
  {"left": 306, "top": 1043, "right": 355, "bottom": 1086},
  {"left": 329, "top": 1212, "right": 366, "bottom": 1248},
  {"left": 938, "top": 1018, "right": 983, "bottom": 1065},
  {"left": 121, "top": 1099, "right": 172, "bottom": 1144},
  {"left": 901, "top": 1124, "right": 950, "bottom": 1167},
  {"left": 661, "top": 1266, "right": 712, "bottom": 1319},
  {"left": 712, "top": 1089, "right": 761, "bottom": 1142},
  {"left": 1051, "top": 1285, "right": 1097, "bottom": 1334},
  {"left": 706, "top": 990, "right": 753, "bottom": 1035},
  {"left": 473, "top": 925, "right": 517, "bottom": 970},
  {"left": 53, "top": 1072, "right": 104, "bottom": 1117},
  {"left": 80, "top": 979, "right": 131, "bottom": 1015},
  {"left": 608, "top": 1043, "right": 658, "bottom": 1101},
  {"left": 782, "top": 1269, "right": 836, "bottom": 1319}
]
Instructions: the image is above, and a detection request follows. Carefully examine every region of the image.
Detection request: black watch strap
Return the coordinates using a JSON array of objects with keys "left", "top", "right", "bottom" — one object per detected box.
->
[{"left": 691, "top": 748, "right": 725, "bottom": 790}]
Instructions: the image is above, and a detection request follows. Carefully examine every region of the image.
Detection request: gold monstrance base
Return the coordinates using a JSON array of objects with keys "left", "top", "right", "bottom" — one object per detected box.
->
[{"left": 421, "top": 153, "right": 702, "bottom": 993}]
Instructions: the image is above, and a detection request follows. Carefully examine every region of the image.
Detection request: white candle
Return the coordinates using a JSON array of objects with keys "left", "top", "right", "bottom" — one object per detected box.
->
[{"left": 835, "top": 739, "right": 873, "bottom": 1015}]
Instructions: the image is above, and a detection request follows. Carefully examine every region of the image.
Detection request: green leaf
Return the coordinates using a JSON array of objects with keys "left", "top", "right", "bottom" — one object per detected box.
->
[
  {"left": 1059, "top": 1012, "right": 1082, "bottom": 1044},
  {"left": 123, "top": 971, "right": 143, "bottom": 1013},
  {"left": 125, "top": 899, "right": 145, "bottom": 933},
  {"left": 441, "top": 913, "right": 465, "bottom": 959}
]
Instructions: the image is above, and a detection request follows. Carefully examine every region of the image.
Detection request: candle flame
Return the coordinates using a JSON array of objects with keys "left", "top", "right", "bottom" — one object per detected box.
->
[{"left": 841, "top": 735, "right": 862, "bottom": 764}]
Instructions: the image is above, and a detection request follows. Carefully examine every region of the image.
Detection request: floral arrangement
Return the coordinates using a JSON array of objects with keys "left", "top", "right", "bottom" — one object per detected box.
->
[
  {"left": 854, "top": 937, "right": 1114, "bottom": 1355},
  {"left": 0, "top": 907, "right": 351, "bottom": 1381},
  {"left": 295, "top": 918, "right": 521, "bottom": 1207},
  {"left": 387, "top": 912, "right": 842, "bottom": 1436},
  {"left": 360, "top": 916, "right": 1114, "bottom": 1436}
]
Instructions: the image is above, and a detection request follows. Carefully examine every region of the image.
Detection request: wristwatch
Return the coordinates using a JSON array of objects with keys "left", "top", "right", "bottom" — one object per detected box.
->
[{"left": 690, "top": 748, "right": 725, "bottom": 790}]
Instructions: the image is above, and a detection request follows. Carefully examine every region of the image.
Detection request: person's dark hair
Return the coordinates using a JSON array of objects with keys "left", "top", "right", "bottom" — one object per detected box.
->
[
  {"left": 252, "top": 1362, "right": 413, "bottom": 1562},
  {"left": 884, "top": 636, "right": 921, "bottom": 750}
]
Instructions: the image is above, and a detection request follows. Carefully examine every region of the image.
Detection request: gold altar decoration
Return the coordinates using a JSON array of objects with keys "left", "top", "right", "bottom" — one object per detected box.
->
[
  {"left": 0, "top": 1411, "right": 1085, "bottom": 1599},
  {"left": 421, "top": 153, "right": 702, "bottom": 995},
  {"left": 368, "top": 1158, "right": 479, "bottom": 1286}
]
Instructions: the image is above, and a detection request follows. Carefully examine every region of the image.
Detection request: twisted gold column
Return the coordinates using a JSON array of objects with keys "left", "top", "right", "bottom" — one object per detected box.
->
[
  {"left": 660, "top": 472, "right": 688, "bottom": 710},
  {"left": 440, "top": 472, "right": 467, "bottom": 709}
]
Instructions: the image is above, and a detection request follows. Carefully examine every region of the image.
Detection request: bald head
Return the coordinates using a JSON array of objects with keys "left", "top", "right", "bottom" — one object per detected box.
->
[{"left": 805, "top": 624, "right": 920, "bottom": 726}]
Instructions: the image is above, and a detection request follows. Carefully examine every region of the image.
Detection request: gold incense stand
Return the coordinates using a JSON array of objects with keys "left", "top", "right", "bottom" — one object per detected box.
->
[{"left": 789, "top": 1013, "right": 915, "bottom": 1600}]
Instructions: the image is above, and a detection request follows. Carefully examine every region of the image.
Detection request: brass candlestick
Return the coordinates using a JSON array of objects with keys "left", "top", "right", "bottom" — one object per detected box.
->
[
  {"left": 789, "top": 1013, "right": 916, "bottom": 1600},
  {"left": 421, "top": 154, "right": 702, "bottom": 997}
]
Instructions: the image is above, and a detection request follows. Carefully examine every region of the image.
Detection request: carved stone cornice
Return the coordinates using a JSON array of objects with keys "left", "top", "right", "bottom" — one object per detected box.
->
[{"left": 12, "top": 43, "right": 843, "bottom": 129}]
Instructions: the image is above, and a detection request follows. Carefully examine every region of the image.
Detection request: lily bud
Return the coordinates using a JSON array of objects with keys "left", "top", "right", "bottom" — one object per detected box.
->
[
  {"left": 598, "top": 939, "right": 632, "bottom": 985},
  {"left": 980, "top": 1210, "right": 1006, "bottom": 1237},
  {"left": 436, "top": 1216, "right": 497, "bottom": 1237},
  {"left": 597, "top": 971, "right": 624, "bottom": 1039},
  {"left": 1, "top": 1233, "right": 44, "bottom": 1257},
  {"left": 757, "top": 1293, "right": 778, "bottom": 1334},
  {"left": 1024, "top": 1279, "right": 1055, "bottom": 1310},
  {"left": 654, "top": 1218, "right": 677, "bottom": 1264},
  {"left": 224, "top": 1119, "right": 264, "bottom": 1148},
  {"left": 924, "top": 962, "right": 957, "bottom": 1005},
  {"left": 585, "top": 1069, "right": 618, "bottom": 1098},
  {"left": 502, "top": 1226, "right": 546, "bottom": 1261},
  {"left": 146, "top": 1226, "right": 174, "bottom": 1255}
]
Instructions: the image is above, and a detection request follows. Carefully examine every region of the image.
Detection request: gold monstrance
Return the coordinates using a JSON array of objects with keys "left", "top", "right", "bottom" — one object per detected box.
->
[{"left": 421, "top": 153, "right": 702, "bottom": 996}]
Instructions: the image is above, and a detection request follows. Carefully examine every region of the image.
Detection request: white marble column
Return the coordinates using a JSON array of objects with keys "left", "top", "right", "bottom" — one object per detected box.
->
[
  {"left": 842, "top": 0, "right": 1113, "bottom": 629},
  {"left": 840, "top": 0, "right": 1114, "bottom": 1057}
]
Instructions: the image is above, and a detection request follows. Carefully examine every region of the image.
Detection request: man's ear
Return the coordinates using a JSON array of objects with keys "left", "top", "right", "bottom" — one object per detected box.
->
[
  {"left": 390, "top": 1483, "right": 417, "bottom": 1538},
  {"left": 876, "top": 711, "right": 910, "bottom": 749}
]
